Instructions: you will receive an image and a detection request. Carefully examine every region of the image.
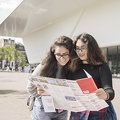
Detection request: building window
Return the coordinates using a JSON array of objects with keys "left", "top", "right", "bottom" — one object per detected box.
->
[
  {"left": 102, "top": 46, "right": 120, "bottom": 77},
  {"left": 118, "top": 46, "right": 120, "bottom": 75}
]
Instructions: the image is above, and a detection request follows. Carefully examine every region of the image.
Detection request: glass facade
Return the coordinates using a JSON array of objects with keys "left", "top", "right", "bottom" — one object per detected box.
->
[{"left": 102, "top": 46, "right": 120, "bottom": 77}]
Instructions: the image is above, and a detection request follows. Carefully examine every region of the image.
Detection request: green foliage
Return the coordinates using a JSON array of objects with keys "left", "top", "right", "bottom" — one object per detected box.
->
[{"left": 0, "top": 46, "right": 26, "bottom": 67}]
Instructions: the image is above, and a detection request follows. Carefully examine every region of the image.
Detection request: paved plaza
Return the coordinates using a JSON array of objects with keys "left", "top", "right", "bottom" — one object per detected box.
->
[
  {"left": 0, "top": 72, "right": 31, "bottom": 120},
  {"left": 0, "top": 72, "right": 120, "bottom": 120}
]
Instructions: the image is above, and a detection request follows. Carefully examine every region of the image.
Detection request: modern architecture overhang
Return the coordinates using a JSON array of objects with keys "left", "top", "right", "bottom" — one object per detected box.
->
[
  {"left": 0, "top": 0, "right": 108, "bottom": 38},
  {"left": 1, "top": 0, "right": 120, "bottom": 64}
]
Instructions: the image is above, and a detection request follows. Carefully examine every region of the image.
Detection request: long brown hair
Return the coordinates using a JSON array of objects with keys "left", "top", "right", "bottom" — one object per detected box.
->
[
  {"left": 70, "top": 33, "right": 107, "bottom": 71},
  {"left": 40, "top": 36, "right": 74, "bottom": 78}
]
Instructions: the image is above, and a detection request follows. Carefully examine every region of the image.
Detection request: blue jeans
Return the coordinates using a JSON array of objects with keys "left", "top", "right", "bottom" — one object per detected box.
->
[{"left": 32, "top": 98, "right": 68, "bottom": 120}]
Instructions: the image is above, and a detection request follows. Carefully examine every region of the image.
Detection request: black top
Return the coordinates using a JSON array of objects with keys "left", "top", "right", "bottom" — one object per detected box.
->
[{"left": 68, "top": 63, "right": 115, "bottom": 101}]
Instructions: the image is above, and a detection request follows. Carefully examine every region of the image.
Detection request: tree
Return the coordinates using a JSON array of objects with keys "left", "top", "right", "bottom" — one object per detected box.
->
[{"left": 0, "top": 46, "right": 27, "bottom": 67}]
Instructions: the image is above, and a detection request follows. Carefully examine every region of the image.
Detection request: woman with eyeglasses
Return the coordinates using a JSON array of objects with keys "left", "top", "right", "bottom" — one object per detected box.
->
[
  {"left": 27, "top": 36, "right": 75, "bottom": 120},
  {"left": 68, "top": 33, "right": 116, "bottom": 120}
]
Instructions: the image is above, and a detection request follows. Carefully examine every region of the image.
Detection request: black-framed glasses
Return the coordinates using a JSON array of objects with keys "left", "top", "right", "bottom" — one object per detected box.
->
[
  {"left": 54, "top": 53, "right": 70, "bottom": 58},
  {"left": 74, "top": 47, "right": 87, "bottom": 53}
]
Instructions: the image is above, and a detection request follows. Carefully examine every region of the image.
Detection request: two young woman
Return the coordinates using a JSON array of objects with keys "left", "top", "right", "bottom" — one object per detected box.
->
[
  {"left": 27, "top": 33, "right": 116, "bottom": 120},
  {"left": 27, "top": 36, "right": 75, "bottom": 120}
]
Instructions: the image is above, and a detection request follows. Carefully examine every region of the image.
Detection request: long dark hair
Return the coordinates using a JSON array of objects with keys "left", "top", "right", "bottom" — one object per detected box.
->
[
  {"left": 70, "top": 33, "right": 107, "bottom": 71},
  {"left": 40, "top": 36, "right": 74, "bottom": 78}
]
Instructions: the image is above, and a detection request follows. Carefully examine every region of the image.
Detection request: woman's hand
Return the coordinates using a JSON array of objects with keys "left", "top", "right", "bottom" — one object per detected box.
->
[
  {"left": 37, "top": 87, "right": 45, "bottom": 95},
  {"left": 94, "top": 88, "right": 109, "bottom": 100},
  {"left": 37, "top": 87, "right": 50, "bottom": 96}
]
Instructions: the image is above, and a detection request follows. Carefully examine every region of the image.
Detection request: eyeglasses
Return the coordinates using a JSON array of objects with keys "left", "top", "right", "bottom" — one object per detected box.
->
[
  {"left": 54, "top": 53, "right": 70, "bottom": 58},
  {"left": 74, "top": 47, "right": 87, "bottom": 53}
]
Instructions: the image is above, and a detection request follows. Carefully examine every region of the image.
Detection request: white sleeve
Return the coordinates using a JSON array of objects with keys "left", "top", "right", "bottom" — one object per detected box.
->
[
  {"left": 32, "top": 64, "right": 42, "bottom": 76},
  {"left": 26, "top": 64, "right": 42, "bottom": 96}
]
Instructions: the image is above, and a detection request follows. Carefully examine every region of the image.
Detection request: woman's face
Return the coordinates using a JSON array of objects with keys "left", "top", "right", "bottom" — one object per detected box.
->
[
  {"left": 75, "top": 40, "right": 88, "bottom": 63},
  {"left": 54, "top": 46, "right": 70, "bottom": 66}
]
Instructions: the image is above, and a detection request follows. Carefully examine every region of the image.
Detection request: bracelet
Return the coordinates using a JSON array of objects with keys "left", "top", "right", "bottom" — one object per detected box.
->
[{"left": 105, "top": 92, "right": 110, "bottom": 100}]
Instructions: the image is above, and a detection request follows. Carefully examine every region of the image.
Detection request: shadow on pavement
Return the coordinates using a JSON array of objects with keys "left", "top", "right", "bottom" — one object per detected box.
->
[{"left": 0, "top": 90, "right": 18, "bottom": 94}]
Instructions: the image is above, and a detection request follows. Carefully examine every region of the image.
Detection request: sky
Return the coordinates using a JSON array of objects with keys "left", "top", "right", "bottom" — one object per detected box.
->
[
  {"left": 0, "top": 0, "right": 24, "bottom": 45},
  {"left": 0, "top": 36, "right": 24, "bottom": 45},
  {"left": 0, "top": 0, "right": 23, "bottom": 24}
]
